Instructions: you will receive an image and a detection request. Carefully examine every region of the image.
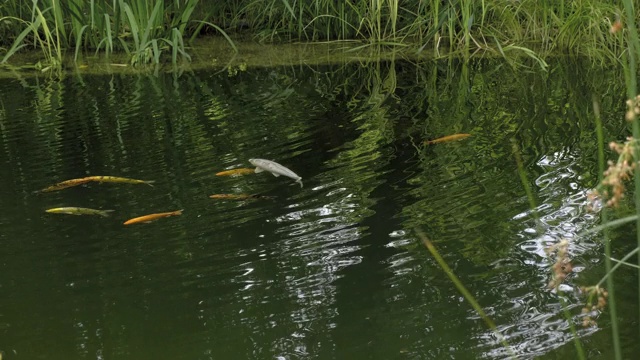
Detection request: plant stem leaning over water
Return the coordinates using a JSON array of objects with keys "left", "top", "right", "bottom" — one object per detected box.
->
[{"left": 414, "top": 228, "right": 516, "bottom": 359}]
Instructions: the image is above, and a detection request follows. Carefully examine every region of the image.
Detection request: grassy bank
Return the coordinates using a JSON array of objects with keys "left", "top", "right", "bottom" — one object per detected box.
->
[{"left": 0, "top": 0, "right": 636, "bottom": 68}]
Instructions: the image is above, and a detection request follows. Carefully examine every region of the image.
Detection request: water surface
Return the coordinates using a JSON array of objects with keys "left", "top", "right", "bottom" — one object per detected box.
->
[{"left": 0, "top": 56, "right": 637, "bottom": 359}]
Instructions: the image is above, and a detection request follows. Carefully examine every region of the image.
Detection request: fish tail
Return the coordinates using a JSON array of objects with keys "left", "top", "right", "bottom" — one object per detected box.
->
[
  {"left": 99, "top": 210, "right": 116, "bottom": 217},
  {"left": 174, "top": 209, "right": 184, "bottom": 215},
  {"left": 298, "top": 179, "right": 303, "bottom": 188},
  {"left": 145, "top": 181, "right": 155, "bottom": 187}
]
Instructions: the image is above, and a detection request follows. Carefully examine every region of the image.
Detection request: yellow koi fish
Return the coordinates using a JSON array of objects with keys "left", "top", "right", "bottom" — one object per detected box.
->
[
  {"left": 123, "top": 210, "right": 183, "bottom": 225},
  {"left": 46, "top": 207, "right": 114, "bottom": 217},
  {"left": 84, "top": 176, "right": 155, "bottom": 186},
  {"left": 209, "top": 194, "right": 273, "bottom": 200},
  {"left": 215, "top": 168, "right": 256, "bottom": 177},
  {"left": 37, "top": 178, "right": 93, "bottom": 193},
  {"left": 425, "top": 133, "right": 471, "bottom": 145}
]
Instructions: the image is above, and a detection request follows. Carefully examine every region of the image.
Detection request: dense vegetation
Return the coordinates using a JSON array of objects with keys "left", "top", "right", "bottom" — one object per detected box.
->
[{"left": 0, "top": 0, "right": 636, "bottom": 67}]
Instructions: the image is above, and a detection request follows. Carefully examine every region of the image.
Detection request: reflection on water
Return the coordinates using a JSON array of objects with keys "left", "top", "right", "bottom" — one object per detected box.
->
[{"left": 0, "top": 58, "right": 635, "bottom": 359}]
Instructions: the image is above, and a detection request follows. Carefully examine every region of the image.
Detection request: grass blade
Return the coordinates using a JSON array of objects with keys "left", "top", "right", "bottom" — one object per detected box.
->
[
  {"left": 191, "top": 20, "right": 238, "bottom": 53},
  {"left": 1, "top": 16, "right": 41, "bottom": 63},
  {"left": 74, "top": 24, "right": 88, "bottom": 62},
  {"left": 415, "top": 228, "right": 516, "bottom": 359}
]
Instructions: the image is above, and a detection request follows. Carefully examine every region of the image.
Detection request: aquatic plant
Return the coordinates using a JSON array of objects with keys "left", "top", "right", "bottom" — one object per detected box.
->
[
  {"left": 0, "top": 0, "right": 237, "bottom": 66},
  {"left": 0, "top": 0, "right": 636, "bottom": 66},
  {"left": 195, "top": 0, "right": 631, "bottom": 61},
  {"left": 0, "top": 1, "right": 64, "bottom": 72}
]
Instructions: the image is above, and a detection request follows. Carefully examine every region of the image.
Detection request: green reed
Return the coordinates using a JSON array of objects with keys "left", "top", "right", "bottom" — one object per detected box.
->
[
  {"left": 592, "top": 94, "right": 622, "bottom": 360},
  {"left": 1, "top": 0, "right": 635, "bottom": 65},
  {"left": 621, "top": 0, "right": 640, "bottom": 350},
  {"left": 621, "top": 2, "right": 640, "bottom": 175},
  {"left": 0, "top": 0, "right": 236, "bottom": 66},
  {"left": 1, "top": 1, "right": 63, "bottom": 71}
]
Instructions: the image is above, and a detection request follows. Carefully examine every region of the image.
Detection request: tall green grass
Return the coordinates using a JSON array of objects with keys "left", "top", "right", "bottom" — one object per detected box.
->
[
  {"left": 592, "top": 95, "right": 621, "bottom": 359},
  {"left": 621, "top": 0, "right": 640, "bottom": 352},
  {"left": 0, "top": 0, "right": 237, "bottom": 67},
  {"left": 1, "top": 0, "right": 635, "bottom": 67}
]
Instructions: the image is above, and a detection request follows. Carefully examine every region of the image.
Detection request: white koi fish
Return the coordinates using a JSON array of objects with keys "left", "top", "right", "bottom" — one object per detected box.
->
[{"left": 249, "top": 158, "right": 303, "bottom": 188}]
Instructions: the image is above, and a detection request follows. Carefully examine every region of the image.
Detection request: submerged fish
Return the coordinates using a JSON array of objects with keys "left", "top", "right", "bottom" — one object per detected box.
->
[
  {"left": 37, "top": 175, "right": 154, "bottom": 193},
  {"left": 123, "top": 210, "right": 183, "bottom": 225},
  {"left": 215, "top": 168, "right": 256, "bottom": 177},
  {"left": 37, "top": 178, "right": 93, "bottom": 193},
  {"left": 46, "top": 207, "right": 114, "bottom": 217},
  {"left": 209, "top": 194, "right": 274, "bottom": 200},
  {"left": 249, "top": 158, "right": 303, "bottom": 187},
  {"left": 84, "top": 176, "right": 155, "bottom": 186},
  {"left": 425, "top": 133, "right": 471, "bottom": 145}
]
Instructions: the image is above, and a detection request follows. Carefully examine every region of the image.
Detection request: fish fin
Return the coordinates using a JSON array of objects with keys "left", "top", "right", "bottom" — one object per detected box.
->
[
  {"left": 298, "top": 180, "right": 303, "bottom": 188},
  {"left": 254, "top": 167, "right": 264, "bottom": 173},
  {"left": 272, "top": 172, "right": 280, "bottom": 177},
  {"left": 145, "top": 181, "right": 155, "bottom": 187}
]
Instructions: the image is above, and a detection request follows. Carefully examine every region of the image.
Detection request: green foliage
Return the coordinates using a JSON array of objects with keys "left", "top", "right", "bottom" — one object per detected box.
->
[
  {"left": 0, "top": 0, "right": 637, "bottom": 66},
  {"left": 0, "top": 0, "right": 237, "bottom": 66},
  {"left": 195, "top": 0, "right": 634, "bottom": 60}
]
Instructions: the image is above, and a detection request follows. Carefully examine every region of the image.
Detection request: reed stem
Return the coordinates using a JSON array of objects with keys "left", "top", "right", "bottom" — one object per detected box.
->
[{"left": 593, "top": 95, "right": 621, "bottom": 360}]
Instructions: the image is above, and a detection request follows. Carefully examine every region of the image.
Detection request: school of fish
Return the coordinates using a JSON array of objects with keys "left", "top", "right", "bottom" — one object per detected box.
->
[
  {"left": 40, "top": 159, "right": 303, "bottom": 226},
  {"left": 40, "top": 136, "right": 473, "bottom": 225}
]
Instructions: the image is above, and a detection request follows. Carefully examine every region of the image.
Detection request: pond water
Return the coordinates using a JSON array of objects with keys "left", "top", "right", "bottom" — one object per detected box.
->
[{"left": 0, "top": 55, "right": 638, "bottom": 359}]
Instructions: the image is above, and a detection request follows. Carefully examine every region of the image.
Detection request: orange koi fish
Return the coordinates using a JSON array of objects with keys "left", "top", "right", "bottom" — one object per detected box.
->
[
  {"left": 123, "top": 210, "right": 183, "bottom": 225},
  {"left": 215, "top": 168, "right": 255, "bottom": 177},
  {"left": 37, "top": 177, "right": 93, "bottom": 193},
  {"left": 84, "top": 176, "right": 154, "bottom": 186},
  {"left": 425, "top": 133, "right": 471, "bottom": 145},
  {"left": 209, "top": 194, "right": 274, "bottom": 200}
]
